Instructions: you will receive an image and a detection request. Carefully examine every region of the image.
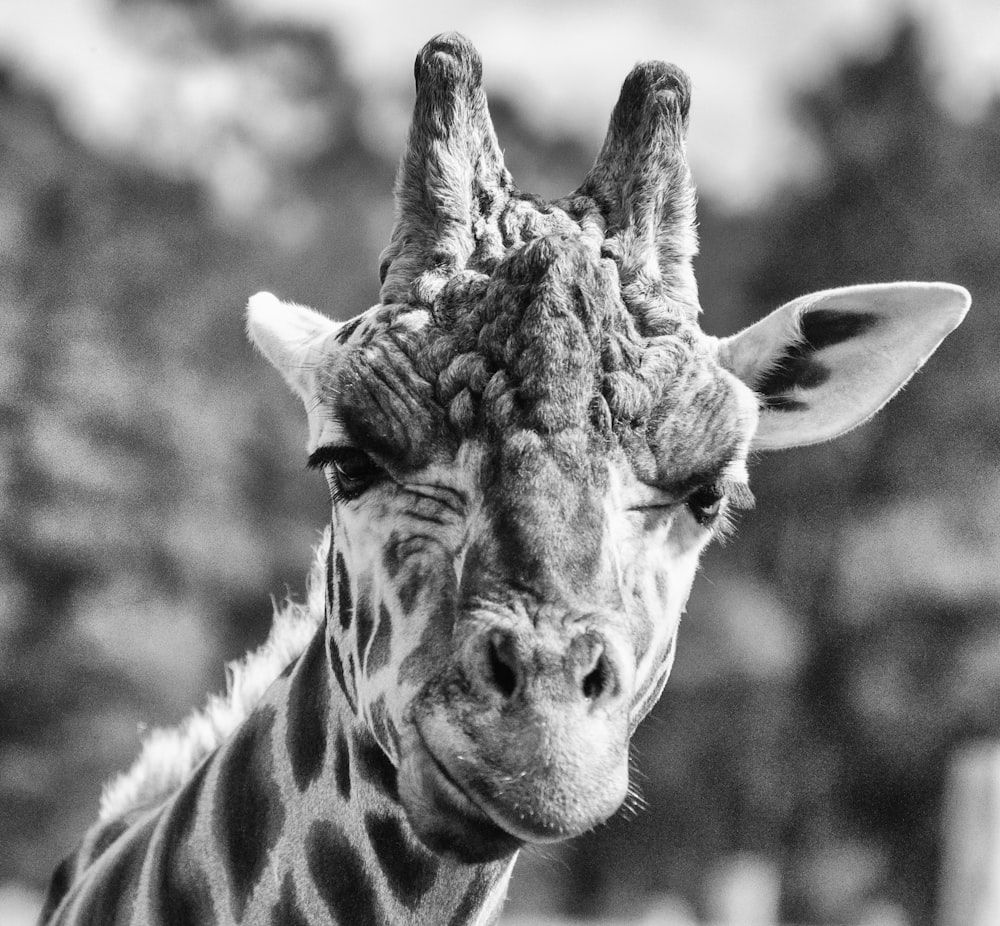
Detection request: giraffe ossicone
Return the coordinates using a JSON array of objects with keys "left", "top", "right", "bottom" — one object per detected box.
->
[{"left": 41, "top": 31, "right": 969, "bottom": 926}]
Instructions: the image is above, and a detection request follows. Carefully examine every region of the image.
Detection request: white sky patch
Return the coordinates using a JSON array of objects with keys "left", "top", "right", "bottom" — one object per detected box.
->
[{"left": 2, "top": 0, "right": 999, "bottom": 209}]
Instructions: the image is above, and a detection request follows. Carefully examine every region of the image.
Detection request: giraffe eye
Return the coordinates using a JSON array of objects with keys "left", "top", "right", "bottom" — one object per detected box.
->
[
  {"left": 308, "top": 446, "right": 384, "bottom": 501},
  {"left": 686, "top": 483, "right": 725, "bottom": 525}
]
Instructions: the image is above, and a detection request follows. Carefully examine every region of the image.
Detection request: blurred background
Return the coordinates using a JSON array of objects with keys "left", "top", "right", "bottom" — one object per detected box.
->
[{"left": 1, "top": 1, "right": 998, "bottom": 924}]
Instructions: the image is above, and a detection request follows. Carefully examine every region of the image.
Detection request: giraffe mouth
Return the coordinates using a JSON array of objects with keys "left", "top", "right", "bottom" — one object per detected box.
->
[
  {"left": 404, "top": 715, "right": 620, "bottom": 863},
  {"left": 400, "top": 727, "right": 524, "bottom": 863}
]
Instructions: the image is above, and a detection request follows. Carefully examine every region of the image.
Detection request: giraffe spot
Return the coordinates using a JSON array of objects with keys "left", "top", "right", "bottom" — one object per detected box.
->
[
  {"left": 347, "top": 654, "right": 358, "bottom": 701},
  {"left": 213, "top": 705, "right": 285, "bottom": 922},
  {"left": 382, "top": 534, "right": 405, "bottom": 579},
  {"left": 306, "top": 821, "right": 383, "bottom": 926},
  {"left": 353, "top": 728, "right": 399, "bottom": 802},
  {"left": 326, "top": 540, "right": 337, "bottom": 613},
  {"left": 158, "top": 868, "right": 216, "bottom": 926},
  {"left": 327, "top": 629, "right": 357, "bottom": 714},
  {"left": 397, "top": 566, "right": 425, "bottom": 614},
  {"left": 355, "top": 595, "right": 376, "bottom": 666},
  {"left": 365, "top": 812, "right": 439, "bottom": 909},
  {"left": 286, "top": 628, "right": 330, "bottom": 792},
  {"left": 88, "top": 817, "right": 128, "bottom": 864},
  {"left": 75, "top": 817, "right": 154, "bottom": 926},
  {"left": 270, "top": 873, "right": 309, "bottom": 926},
  {"left": 334, "top": 729, "right": 351, "bottom": 803},
  {"left": 336, "top": 552, "right": 353, "bottom": 630},
  {"left": 37, "top": 851, "right": 77, "bottom": 925},
  {"left": 147, "top": 757, "right": 217, "bottom": 926},
  {"left": 367, "top": 603, "right": 393, "bottom": 674}
]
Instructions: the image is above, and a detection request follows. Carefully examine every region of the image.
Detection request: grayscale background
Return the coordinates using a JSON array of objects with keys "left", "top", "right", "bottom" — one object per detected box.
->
[{"left": 2, "top": 2, "right": 998, "bottom": 924}]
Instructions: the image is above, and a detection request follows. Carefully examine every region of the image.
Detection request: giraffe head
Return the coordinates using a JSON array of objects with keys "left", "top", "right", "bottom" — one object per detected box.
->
[{"left": 248, "top": 34, "right": 968, "bottom": 862}]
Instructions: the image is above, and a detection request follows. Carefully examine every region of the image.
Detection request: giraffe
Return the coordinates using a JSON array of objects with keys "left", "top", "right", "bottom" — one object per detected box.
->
[{"left": 38, "top": 32, "right": 968, "bottom": 926}]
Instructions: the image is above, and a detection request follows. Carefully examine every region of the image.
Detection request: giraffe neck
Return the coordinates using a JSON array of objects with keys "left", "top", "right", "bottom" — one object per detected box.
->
[{"left": 48, "top": 615, "right": 516, "bottom": 925}]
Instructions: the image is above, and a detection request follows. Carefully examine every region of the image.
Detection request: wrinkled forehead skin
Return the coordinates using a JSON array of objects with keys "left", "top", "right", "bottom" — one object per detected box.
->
[
  {"left": 319, "top": 32, "right": 756, "bottom": 504},
  {"left": 325, "top": 229, "right": 752, "bottom": 561}
]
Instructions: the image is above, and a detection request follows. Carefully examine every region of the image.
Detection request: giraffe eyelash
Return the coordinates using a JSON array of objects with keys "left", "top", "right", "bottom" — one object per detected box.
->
[
  {"left": 711, "top": 505, "right": 740, "bottom": 543},
  {"left": 710, "top": 483, "right": 755, "bottom": 542},
  {"left": 723, "top": 480, "right": 756, "bottom": 512},
  {"left": 306, "top": 446, "right": 340, "bottom": 471},
  {"left": 307, "top": 446, "right": 386, "bottom": 502}
]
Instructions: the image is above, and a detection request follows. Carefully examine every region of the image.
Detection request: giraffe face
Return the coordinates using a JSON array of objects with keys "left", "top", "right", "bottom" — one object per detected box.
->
[
  {"left": 245, "top": 31, "right": 969, "bottom": 865},
  {"left": 293, "top": 235, "right": 758, "bottom": 860}
]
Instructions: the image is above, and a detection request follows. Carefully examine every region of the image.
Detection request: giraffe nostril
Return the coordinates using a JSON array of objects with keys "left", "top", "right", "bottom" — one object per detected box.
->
[
  {"left": 572, "top": 633, "right": 622, "bottom": 707},
  {"left": 486, "top": 631, "right": 520, "bottom": 700},
  {"left": 581, "top": 655, "right": 608, "bottom": 701},
  {"left": 473, "top": 626, "right": 625, "bottom": 708}
]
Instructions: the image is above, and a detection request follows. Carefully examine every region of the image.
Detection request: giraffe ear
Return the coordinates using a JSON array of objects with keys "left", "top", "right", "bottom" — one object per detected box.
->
[
  {"left": 717, "top": 282, "right": 970, "bottom": 451},
  {"left": 246, "top": 292, "right": 342, "bottom": 405}
]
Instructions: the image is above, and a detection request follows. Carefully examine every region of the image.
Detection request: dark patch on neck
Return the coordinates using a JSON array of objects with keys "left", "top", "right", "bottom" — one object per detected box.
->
[
  {"left": 327, "top": 630, "right": 358, "bottom": 714},
  {"left": 147, "top": 758, "right": 216, "bottom": 926},
  {"left": 213, "top": 705, "right": 285, "bottom": 922},
  {"left": 37, "top": 851, "right": 77, "bottom": 925},
  {"left": 286, "top": 627, "right": 331, "bottom": 792},
  {"left": 270, "top": 872, "right": 309, "bottom": 926},
  {"left": 85, "top": 818, "right": 128, "bottom": 865},
  {"left": 367, "top": 602, "right": 393, "bottom": 674},
  {"left": 75, "top": 816, "right": 155, "bottom": 926},
  {"left": 334, "top": 728, "right": 351, "bottom": 802},
  {"left": 335, "top": 552, "right": 353, "bottom": 630},
  {"left": 306, "top": 820, "right": 384, "bottom": 926},
  {"left": 365, "top": 812, "right": 439, "bottom": 909},
  {"left": 352, "top": 728, "right": 399, "bottom": 802}
]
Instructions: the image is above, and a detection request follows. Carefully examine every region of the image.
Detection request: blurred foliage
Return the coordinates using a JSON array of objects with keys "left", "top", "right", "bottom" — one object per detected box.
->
[{"left": 0, "top": 8, "right": 997, "bottom": 926}]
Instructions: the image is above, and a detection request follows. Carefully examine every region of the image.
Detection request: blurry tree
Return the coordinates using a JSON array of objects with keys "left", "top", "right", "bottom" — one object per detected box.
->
[{"left": 741, "top": 21, "right": 1000, "bottom": 925}]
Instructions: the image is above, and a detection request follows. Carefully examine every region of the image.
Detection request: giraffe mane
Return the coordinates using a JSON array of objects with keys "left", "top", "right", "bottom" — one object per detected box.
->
[{"left": 97, "top": 531, "right": 331, "bottom": 822}]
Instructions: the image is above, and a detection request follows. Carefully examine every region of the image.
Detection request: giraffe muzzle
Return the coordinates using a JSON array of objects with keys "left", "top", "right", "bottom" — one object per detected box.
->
[{"left": 398, "top": 621, "right": 634, "bottom": 861}]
